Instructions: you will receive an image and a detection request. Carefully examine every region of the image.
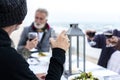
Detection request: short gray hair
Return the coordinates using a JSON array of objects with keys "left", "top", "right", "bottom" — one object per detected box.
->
[{"left": 36, "top": 8, "right": 48, "bottom": 17}]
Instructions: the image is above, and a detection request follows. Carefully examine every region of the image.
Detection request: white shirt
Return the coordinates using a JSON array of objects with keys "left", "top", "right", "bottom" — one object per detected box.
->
[
  {"left": 107, "top": 50, "right": 120, "bottom": 74},
  {"left": 38, "top": 32, "right": 44, "bottom": 42}
]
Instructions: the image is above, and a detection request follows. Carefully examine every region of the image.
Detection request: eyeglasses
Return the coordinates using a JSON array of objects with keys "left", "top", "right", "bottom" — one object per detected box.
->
[{"left": 35, "top": 17, "right": 45, "bottom": 20}]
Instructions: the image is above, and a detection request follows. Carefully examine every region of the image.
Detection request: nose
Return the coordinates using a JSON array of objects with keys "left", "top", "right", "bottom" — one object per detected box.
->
[{"left": 35, "top": 18, "right": 41, "bottom": 24}]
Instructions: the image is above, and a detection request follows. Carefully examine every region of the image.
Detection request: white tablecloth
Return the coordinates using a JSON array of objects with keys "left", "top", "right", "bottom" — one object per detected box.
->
[{"left": 28, "top": 53, "right": 120, "bottom": 80}]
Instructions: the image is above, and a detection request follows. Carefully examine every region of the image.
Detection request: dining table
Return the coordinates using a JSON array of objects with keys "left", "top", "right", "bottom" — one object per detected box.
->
[
  {"left": 64, "top": 55, "right": 120, "bottom": 80},
  {"left": 27, "top": 52, "right": 120, "bottom": 80}
]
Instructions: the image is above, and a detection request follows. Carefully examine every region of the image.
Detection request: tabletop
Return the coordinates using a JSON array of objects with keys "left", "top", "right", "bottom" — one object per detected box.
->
[{"left": 27, "top": 52, "right": 120, "bottom": 80}]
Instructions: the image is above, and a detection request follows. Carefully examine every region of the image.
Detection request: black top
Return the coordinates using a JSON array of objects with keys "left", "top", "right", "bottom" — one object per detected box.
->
[{"left": 0, "top": 28, "right": 65, "bottom": 80}]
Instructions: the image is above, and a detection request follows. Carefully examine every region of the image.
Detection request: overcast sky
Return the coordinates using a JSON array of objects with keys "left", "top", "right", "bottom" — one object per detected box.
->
[{"left": 24, "top": 0, "right": 120, "bottom": 24}]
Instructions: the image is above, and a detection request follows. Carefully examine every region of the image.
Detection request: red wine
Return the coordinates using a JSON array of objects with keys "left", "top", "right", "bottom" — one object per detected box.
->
[
  {"left": 28, "top": 32, "right": 38, "bottom": 41},
  {"left": 87, "top": 32, "right": 96, "bottom": 38}
]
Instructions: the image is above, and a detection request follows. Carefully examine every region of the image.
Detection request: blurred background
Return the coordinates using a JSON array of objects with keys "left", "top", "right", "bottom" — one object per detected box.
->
[{"left": 11, "top": 0, "right": 120, "bottom": 63}]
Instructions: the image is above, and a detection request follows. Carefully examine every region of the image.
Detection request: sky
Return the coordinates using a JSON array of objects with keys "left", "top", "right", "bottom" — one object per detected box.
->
[{"left": 24, "top": 0, "right": 120, "bottom": 24}]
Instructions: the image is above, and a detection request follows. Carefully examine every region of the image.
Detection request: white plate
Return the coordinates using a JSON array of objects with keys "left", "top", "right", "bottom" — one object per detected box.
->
[
  {"left": 31, "top": 52, "right": 51, "bottom": 58},
  {"left": 68, "top": 74, "right": 79, "bottom": 80},
  {"left": 68, "top": 74, "right": 104, "bottom": 80},
  {"left": 31, "top": 52, "right": 51, "bottom": 63},
  {"left": 31, "top": 53, "right": 39, "bottom": 58}
]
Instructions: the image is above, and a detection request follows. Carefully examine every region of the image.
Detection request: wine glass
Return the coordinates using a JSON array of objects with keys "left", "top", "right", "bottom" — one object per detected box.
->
[
  {"left": 28, "top": 32, "right": 38, "bottom": 41},
  {"left": 51, "top": 29, "right": 57, "bottom": 39},
  {"left": 86, "top": 31, "right": 96, "bottom": 46},
  {"left": 28, "top": 32, "right": 38, "bottom": 52},
  {"left": 103, "top": 30, "right": 114, "bottom": 47}
]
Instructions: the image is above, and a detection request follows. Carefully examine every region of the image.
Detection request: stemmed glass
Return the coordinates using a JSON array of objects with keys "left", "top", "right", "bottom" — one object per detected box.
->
[
  {"left": 103, "top": 30, "right": 114, "bottom": 47},
  {"left": 86, "top": 31, "right": 96, "bottom": 46},
  {"left": 28, "top": 32, "right": 39, "bottom": 52},
  {"left": 28, "top": 32, "right": 38, "bottom": 41},
  {"left": 51, "top": 29, "right": 57, "bottom": 39}
]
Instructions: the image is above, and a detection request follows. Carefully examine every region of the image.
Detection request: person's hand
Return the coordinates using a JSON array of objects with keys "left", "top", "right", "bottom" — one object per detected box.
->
[
  {"left": 106, "top": 39, "right": 112, "bottom": 46},
  {"left": 25, "top": 37, "right": 38, "bottom": 50},
  {"left": 106, "top": 36, "right": 119, "bottom": 45},
  {"left": 36, "top": 73, "right": 46, "bottom": 80},
  {"left": 85, "top": 30, "right": 96, "bottom": 40},
  {"left": 50, "top": 30, "right": 70, "bottom": 51}
]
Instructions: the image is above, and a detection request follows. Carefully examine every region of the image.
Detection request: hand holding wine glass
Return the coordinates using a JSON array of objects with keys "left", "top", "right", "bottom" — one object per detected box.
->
[
  {"left": 25, "top": 32, "right": 38, "bottom": 50},
  {"left": 103, "top": 30, "right": 114, "bottom": 47},
  {"left": 50, "top": 30, "right": 70, "bottom": 51},
  {"left": 28, "top": 32, "right": 38, "bottom": 41},
  {"left": 86, "top": 30, "right": 96, "bottom": 46}
]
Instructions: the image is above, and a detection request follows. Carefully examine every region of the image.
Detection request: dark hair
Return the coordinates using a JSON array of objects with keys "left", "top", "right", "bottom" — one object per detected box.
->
[{"left": 0, "top": 0, "right": 27, "bottom": 28}]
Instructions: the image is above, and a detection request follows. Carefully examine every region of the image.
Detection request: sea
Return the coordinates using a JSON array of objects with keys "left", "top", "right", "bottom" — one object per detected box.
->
[{"left": 50, "top": 22, "right": 120, "bottom": 59}]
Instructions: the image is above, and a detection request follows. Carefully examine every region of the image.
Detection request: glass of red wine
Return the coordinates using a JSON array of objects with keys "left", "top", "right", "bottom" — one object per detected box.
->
[
  {"left": 87, "top": 31, "right": 96, "bottom": 46},
  {"left": 87, "top": 32, "right": 96, "bottom": 38},
  {"left": 28, "top": 32, "right": 38, "bottom": 41},
  {"left": 28, "top": 32, "right": 39, "bottom": 53},
  {"left": 103, "top": 30, "right": 113, "bottom": 47}
]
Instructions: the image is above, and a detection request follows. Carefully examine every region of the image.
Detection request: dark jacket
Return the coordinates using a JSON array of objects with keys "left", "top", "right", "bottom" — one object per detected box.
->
[
  {"left": 88, "top": 29, "right": 120, "bottom": 68},
  {"left": 0, "top": 28, "right": 65, "bottom": 80}
]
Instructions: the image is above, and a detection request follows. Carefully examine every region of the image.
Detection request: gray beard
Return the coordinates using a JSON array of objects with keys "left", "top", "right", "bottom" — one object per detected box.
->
[{"left": 34, "top": 22, "right": 45, "bottom": 29}]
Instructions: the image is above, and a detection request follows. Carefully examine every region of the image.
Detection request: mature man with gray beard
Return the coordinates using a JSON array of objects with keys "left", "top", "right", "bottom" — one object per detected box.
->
[{"left": 17, "top": 8, "right": 55, "bottom": 58}]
